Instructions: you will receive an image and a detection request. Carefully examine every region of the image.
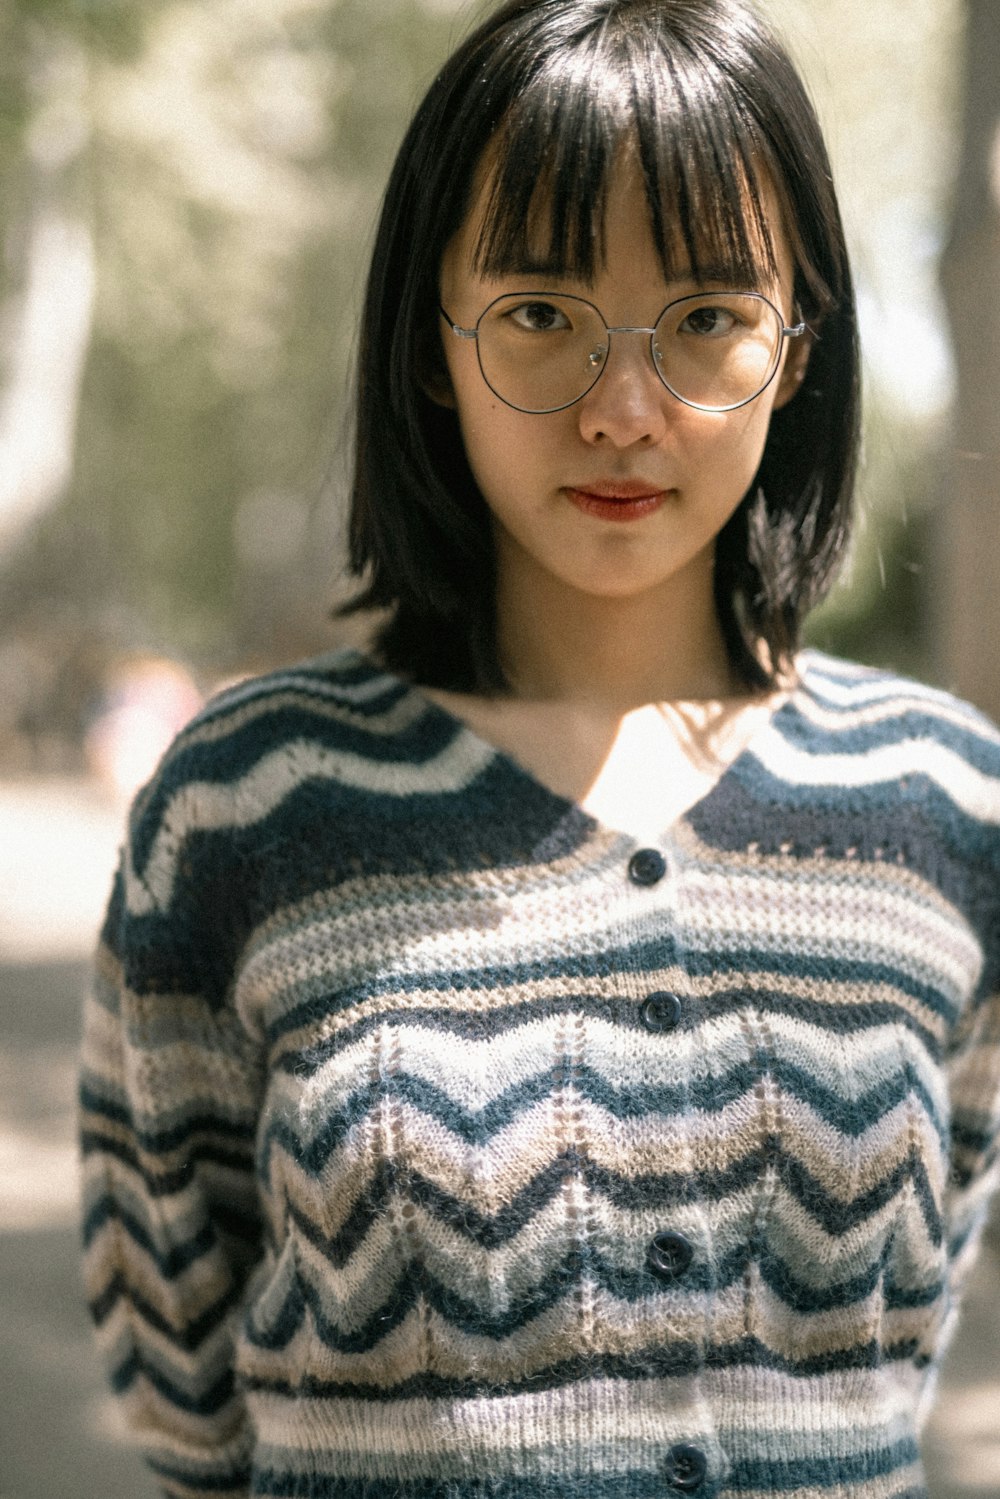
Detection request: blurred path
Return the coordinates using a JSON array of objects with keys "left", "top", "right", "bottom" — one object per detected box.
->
[
  {"left": 1, "top": 956, "right": 154, "bottom": 1499},
  {"left": 0, "top": 777, "right": 998, "bottom": 1498},
  {"left": 1, "top": 779, "right": 154, "bottom": 1497}
]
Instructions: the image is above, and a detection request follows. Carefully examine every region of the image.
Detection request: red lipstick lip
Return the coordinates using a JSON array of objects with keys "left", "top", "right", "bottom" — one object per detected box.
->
[
  {"left": 565, "top": 485, "right": 668, "bottom": 522},
  {"left": 569, "top": 481, "right": 665, "bottom": 500}
]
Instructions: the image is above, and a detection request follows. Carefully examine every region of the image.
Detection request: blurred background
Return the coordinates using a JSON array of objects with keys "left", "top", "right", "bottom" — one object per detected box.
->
[{"left": 1, "top": 0, "right": 998, "bottom": 1494}]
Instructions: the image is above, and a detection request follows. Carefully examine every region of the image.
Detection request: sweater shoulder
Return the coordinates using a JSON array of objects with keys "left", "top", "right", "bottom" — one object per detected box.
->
[
  {"left": 120, "top": 649, "right": 432, "bottom": 914},
  {"left": 792, "top": 650, "right": 1000, "bottom": 862},
  {"left": 173, "top": 646, "right": 414, "bottom": 762},
  {"left": 134, "top": 647, "right": 420, "bottom": 806},
  {"left": 796, "top": 650, "right": 1000, "bottom": 765},
  {"left": 798, "top": 650, "right": 1000, "bottom": 742}
]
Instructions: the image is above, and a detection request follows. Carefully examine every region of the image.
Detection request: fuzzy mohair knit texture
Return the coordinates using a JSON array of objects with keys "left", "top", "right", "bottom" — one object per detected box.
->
[{"left": 80, "top": 648, "right": 1000, "bottom": 1499}]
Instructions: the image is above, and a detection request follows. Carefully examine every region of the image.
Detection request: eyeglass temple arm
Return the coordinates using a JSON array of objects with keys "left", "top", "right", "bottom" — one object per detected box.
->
[
  {"left": 439, "top": 304, "right": 477, "bottom": 339},
  {"left": 783, "top": 321, "right": 807, "bottom": 339}
]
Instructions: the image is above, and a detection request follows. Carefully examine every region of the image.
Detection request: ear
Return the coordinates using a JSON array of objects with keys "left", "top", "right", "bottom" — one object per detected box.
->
[
  {"left": 417, "top": 322, "right": 458, "bottom": 409},
  {"left": 772, "top": 325, "right": 813, "bottom": 410},
  {"left": 421, "top": 369, "right": 457, "bottom": 409}
]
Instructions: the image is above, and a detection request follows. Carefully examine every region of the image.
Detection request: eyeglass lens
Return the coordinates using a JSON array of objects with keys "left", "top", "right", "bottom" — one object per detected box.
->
[{"left": 474, "top": 292, "right": 784, "bottom": 413}]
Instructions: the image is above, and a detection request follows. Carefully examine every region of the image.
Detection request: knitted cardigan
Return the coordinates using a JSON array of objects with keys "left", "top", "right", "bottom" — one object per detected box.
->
[{"left": 80, "top": 646, "right": 1000, "bottom": 1499}]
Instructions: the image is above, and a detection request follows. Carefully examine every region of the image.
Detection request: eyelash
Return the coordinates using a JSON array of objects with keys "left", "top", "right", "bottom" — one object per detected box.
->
[{"left": 501, "top": 299, "right": 746, "bottom": 336}]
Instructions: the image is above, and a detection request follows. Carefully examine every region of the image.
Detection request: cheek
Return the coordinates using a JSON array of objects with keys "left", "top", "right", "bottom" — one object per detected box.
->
[
  {"left": 457, "top": 393, "right": 553, "bottom": 487},
  {"left": 448, "top": 350, "right": 504, "bottom": 448},
  {"left": 456, "top": 401, "right": 513, "bottom": 482},
  {"left": 707, "top": 401, "right": 777, "bottom": 481}
]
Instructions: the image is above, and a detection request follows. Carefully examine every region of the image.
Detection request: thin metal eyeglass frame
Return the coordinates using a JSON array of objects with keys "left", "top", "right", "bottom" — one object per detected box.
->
[{"left": 438, "top": 290, "right": 807, "bottom": 415}]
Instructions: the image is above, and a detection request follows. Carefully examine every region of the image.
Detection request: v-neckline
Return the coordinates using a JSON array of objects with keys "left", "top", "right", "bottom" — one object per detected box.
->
[{"left": 352, "top": 649, "right": 813, "bottom": 846}]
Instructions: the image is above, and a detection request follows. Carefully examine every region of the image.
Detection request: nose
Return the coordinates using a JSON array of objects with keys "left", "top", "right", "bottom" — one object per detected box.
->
[{"left": 576, "top": 329, "right": 670, "bottom": 447}]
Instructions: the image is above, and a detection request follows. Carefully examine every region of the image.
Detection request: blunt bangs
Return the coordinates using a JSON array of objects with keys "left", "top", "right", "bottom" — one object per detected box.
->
[{"left": 474, "top": 27, "right": 779, "bottom": 293}]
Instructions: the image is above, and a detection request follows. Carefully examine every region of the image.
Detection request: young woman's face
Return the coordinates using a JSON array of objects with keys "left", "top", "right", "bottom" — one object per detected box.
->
[{"left": 436, "top": 154, "right": 808, "bottom": 616}]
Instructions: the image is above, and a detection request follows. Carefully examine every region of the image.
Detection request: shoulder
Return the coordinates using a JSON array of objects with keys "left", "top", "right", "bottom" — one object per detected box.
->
[
  {"left": 788, "top": 650, "right": 1000, "bottom": 861},
  {"left": 793, "top": 650, "right": 1000, "bottom": 778},
  {"left": 154, "top": 646, "right": 417, "bottom": 774},
  {"left": 119, "top": 647, "right": 499, "bottom": 922},
  {"left": 795, "top": 646, "right": 996, "bottom": 723},
  {"left": 132, "top": 647, "right": 428, "bottom": 816},
  {"left": 119, "top": 649, "right": 422, "bottom": 910}
]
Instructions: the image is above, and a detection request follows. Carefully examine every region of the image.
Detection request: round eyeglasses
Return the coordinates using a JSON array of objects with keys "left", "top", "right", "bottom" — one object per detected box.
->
[{"left": 439, "top": 290, "right": 806, "bottom": 415}]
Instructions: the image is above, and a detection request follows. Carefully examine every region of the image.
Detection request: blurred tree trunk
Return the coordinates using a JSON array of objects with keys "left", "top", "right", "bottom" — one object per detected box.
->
[
  {"left": 0, "top": 24, "right": 94, "bottom": 559},
  {"left": 938, "top": 0, "right": 1000, "bottom": 721}
]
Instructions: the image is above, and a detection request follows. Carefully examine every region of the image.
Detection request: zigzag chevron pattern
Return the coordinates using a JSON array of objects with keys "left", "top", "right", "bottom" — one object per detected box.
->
[{"left": 80, "top": 648, "right": 1000, "bottom": 1498}]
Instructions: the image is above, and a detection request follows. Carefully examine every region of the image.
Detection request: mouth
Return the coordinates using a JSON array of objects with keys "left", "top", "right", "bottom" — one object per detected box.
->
[
  {"left": 571, "top": 480, "right": 665, "bottom": 499},
  {"left": 565, "top": 482, "right": 669, "bottom": 522}
]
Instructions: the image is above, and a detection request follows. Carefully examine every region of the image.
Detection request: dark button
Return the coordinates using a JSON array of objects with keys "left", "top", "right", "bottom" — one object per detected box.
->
[
  {"left": 647, "top": 1229, "right": 694, "bottom": 1282},
  {"left": 628, "top": 847, "right": 666, "bottom": 886},
  {"left": 663, "top": 1443, "right": 708, "bottom": 1493},
  {"left": 641, "top": 991, "right": 682, "bottom": 1033}
]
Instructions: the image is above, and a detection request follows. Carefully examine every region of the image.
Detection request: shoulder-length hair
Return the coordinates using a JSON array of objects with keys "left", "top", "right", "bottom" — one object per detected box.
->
[{"left": 342, "top": 0, "right": 860, "bottom": 693}]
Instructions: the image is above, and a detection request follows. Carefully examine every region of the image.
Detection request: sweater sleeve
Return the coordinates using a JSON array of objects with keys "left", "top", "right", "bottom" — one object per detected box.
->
[
  {"left": 943, "top": 968, "right": 1000, "bottom": 1280},
  {"left": 80, "top": 770, "right": 266, "bottom": 1499},
  {"left": 931, "top": 861, "right": 1000, "bottom": 1419}
]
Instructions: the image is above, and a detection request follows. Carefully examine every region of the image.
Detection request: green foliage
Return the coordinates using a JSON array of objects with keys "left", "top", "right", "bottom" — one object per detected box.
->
[
  {"left": 0, "top": 14, "right": 29, "bottom": 163},
  {"left": 18, "top": 0, "right": 150, "bottom": 59},
  {"left": 2, "top": 0, "right": 468, "bottom": 671},
  {"left": 805, "top": 397, "right": 938, "bottom": 680}
]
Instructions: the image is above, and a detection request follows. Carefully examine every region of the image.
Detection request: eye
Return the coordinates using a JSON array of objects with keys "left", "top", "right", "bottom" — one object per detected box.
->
[
  {"left": 677, "top": 304, "right": 740, "bottom": 337},
  {"left": 506, "top": 300, "right": 572, "bottom": 333}
]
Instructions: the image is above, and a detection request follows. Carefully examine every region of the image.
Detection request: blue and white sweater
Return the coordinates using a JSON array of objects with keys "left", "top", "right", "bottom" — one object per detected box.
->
[{"left": 80, "top": 648, "right": 1000, "bottom": 1499}]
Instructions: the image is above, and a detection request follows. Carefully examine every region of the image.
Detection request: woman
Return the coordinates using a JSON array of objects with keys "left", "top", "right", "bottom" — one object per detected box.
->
[{"left": 80, "top": 2, "right": 1000, "bottom": 1495}]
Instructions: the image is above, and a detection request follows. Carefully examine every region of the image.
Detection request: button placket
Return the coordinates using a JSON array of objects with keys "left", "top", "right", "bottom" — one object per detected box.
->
[
  {"left": 621, "top": 843, "right": 719, "bottom": 1498},
  {"left": 625, "top": 845, "right": 697, "bottom": 1294}
]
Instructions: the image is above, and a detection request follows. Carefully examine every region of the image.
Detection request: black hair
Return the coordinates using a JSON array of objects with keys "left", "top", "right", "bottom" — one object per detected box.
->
[{"left": 342, "top": 0, "right": 860, "bottom": 693}]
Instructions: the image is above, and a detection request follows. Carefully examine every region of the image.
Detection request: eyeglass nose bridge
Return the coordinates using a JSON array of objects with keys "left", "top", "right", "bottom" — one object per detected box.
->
[{"left": 583, "top": 323, "right": 663, "bottom": 380}]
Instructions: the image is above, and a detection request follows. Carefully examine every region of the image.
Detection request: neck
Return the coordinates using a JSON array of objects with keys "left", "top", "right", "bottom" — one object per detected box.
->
[{"left": 495, "top": 547, "right": 740, "bottom": 711}]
